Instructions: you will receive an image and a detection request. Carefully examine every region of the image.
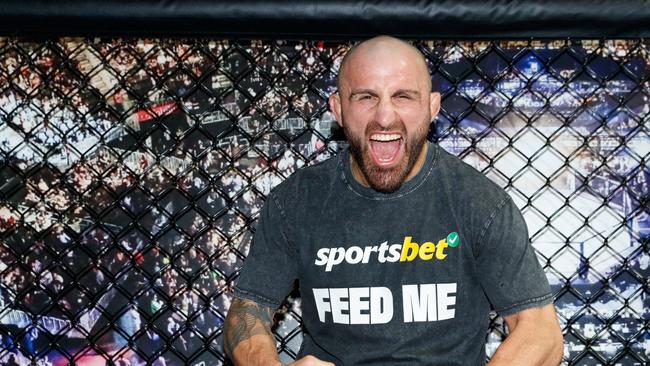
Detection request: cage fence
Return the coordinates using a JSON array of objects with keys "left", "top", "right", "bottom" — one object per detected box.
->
[{"left": 0, "top": 37, "right": 648, "bottom": 366}]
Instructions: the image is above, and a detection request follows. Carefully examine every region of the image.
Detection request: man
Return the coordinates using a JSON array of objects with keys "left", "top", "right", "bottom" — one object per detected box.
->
[{"left": 224, "top": 36, "right": 564, "bottom": 365}]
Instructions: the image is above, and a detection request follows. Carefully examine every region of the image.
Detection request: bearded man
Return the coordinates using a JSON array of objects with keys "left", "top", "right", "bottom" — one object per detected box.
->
[{"left": 223, "top": 36, "right": 564, "bottom": 366}]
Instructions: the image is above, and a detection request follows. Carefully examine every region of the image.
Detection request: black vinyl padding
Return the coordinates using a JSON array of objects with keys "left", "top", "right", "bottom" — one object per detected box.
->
[{"left": 0, "top": 0, "right": 648, "bottom": 38}]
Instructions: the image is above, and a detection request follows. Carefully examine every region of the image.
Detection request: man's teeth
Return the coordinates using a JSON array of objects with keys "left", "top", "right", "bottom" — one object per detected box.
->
[{"left": 370, "top": 134, "right": 401, "bottom": 142}]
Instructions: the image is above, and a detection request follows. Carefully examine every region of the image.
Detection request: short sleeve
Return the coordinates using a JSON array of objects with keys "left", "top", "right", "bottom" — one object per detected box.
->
[
  {"left": 476, "top": 196, "right": 553, "bottom": 316},
  {"left": 234, "top": 192, "right": 298, "bottom": 309}
]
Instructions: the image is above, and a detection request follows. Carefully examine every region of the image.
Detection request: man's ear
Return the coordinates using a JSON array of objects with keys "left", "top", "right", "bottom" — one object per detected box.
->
[
  {"left": 429, "top": 92, "right": 441, "bottom": 119},
  {"left": 329, "top": 92, "right": 343, "bottom": 128}
]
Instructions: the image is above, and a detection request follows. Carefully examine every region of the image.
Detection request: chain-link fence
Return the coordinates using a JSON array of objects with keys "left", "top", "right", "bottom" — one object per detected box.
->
[{"left": 0, "top": 38, "right": 648, "bottom": 366}]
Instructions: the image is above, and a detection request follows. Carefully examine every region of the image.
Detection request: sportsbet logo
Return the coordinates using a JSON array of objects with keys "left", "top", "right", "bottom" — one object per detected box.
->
[{"left": 314, "top": 232, "right": 460, "bottom": 272}]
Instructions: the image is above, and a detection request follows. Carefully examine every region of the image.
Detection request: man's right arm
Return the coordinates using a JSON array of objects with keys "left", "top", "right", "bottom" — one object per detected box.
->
[
  {"left": 224, "top": 298, "right": 281, "bottom": 366},
  {"left": 224, "top": 298, "right": 335, "bottom": 366}
]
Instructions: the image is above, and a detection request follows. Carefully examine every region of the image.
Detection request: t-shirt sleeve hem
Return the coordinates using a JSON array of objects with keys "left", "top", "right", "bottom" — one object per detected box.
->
[
  {"left": 494, "top": 293, "right": 554, "bottom": 317},
  {"left": 233, "top": 286, "right": 282, "bottom": 309}
]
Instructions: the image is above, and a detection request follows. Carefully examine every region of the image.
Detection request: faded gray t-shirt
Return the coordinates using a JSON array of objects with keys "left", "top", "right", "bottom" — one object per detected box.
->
[{"left": 234, "top": 141, "right": 553, "bottom": 365}]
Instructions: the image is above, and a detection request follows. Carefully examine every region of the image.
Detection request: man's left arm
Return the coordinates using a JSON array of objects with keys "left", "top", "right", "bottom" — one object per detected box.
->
[
  {"left": 474, "top": 196, "right": 564, "bottom": 365},
  {"left": 487, "top": 303, "right": 564, "bottom": 366}
]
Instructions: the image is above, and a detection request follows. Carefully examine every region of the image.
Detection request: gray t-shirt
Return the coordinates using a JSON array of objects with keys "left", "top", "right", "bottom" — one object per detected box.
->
[{"left": 234, "top": 141, "right": 553, "bottom": 365}]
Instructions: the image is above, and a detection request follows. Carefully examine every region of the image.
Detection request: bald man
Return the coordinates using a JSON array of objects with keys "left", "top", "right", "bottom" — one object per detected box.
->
[{"left": 224, "top": 36, "right": 563, "bottom": 366}]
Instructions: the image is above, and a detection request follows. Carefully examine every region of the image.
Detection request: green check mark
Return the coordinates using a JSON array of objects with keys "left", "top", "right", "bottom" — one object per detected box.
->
[{"left": 447, "top": 231, "right": 459, "bottom": 247}]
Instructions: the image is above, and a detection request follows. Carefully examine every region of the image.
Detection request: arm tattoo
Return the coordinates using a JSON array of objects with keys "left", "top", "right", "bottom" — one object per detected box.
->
[{"left": 224, "top": 298, "right": 275, "bottom": 358}]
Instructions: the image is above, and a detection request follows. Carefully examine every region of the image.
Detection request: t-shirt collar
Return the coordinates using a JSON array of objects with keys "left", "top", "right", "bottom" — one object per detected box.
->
[{"left": 338, "top": 140, "right": 439, "bottom": 200}]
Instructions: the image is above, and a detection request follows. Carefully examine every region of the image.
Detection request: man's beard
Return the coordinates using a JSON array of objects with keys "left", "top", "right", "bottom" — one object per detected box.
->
[{"left": 344, "top": 119, "right": 429, "bottom": 193}]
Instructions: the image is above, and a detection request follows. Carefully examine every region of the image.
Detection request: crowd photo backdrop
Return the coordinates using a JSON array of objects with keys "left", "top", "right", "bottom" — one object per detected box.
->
[{"left": 0, "top": 36, "right": 648, "bottom": 366}]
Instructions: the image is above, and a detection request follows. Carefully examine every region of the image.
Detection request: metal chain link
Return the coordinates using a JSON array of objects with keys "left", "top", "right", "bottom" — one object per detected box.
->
[{"left": 0, "top": 38, "right": 648, "bottom": 366}]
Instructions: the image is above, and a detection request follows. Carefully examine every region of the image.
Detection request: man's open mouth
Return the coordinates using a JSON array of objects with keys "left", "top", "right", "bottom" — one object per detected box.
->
[{"left": 369, "top": 133, "right": 403, "bottom": 165}]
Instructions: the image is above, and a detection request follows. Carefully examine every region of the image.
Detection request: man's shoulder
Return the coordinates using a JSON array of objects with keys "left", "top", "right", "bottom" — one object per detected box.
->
[
  {"left": 270, "top": 151, "right": 342, "bottom": 199},
  {"left": 434, "top": 144, "right": 511, "bottom": 204}
]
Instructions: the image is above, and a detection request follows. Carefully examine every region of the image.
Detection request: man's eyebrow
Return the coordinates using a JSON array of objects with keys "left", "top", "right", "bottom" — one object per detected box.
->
[
  {"left": 393, "top": 89, "right": 420, "bottom": 97},
  {"left": 348, "top": 89, "right": 422, "bottom": 100},
  {"left": 349, "top": 89, "right": 378, "bottom": 100}
]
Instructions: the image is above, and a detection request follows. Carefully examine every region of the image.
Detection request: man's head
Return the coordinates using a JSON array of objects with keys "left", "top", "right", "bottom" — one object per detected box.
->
[{"left": 329, "top": 36, "right": 441, "bottom": 193}]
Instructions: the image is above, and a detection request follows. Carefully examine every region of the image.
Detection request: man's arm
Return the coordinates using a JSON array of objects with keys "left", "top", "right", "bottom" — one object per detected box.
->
[
  {"left": 224, "top": 298, "right": 281, "bottom": 366},
  {"left": 487, "top": 303, "right": 564, "bottom": 366},
  {"left": 224, "top": 298, "right": 335, "bottom": 366}
]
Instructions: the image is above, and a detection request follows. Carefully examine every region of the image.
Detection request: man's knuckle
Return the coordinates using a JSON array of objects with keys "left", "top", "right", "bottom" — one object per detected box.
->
[{"left": 302, "top": 355, "right": 316, "bottom": 362}]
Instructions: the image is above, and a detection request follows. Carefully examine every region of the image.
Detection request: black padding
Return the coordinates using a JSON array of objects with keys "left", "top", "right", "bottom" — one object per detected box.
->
[{"left": 0, "top": 0, "right": 648, "bottom": 38}]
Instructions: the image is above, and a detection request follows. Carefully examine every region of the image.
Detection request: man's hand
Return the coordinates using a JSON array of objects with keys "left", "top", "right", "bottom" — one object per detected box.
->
[{"left": 286, "top": 355, "right": 335, "bottom": 366}]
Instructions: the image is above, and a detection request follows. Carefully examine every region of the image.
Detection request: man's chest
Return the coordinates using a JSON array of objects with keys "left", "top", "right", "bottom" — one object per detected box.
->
[
  {"left": 295, "top": 198, "right": 466, "bottom": 279},
  {"left": 292, "top": 200, "right": 478, "bottom": 326}
]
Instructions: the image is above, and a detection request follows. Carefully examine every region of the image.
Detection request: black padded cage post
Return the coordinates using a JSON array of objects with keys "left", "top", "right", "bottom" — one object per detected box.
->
[{"left": 0, "top": 1, "right": 648, "bottom": 365}]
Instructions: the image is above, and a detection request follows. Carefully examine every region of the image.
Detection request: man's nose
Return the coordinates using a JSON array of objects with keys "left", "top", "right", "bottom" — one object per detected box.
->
[{"left": 373, "top": 98, "right": 397, "bottom": 128}]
